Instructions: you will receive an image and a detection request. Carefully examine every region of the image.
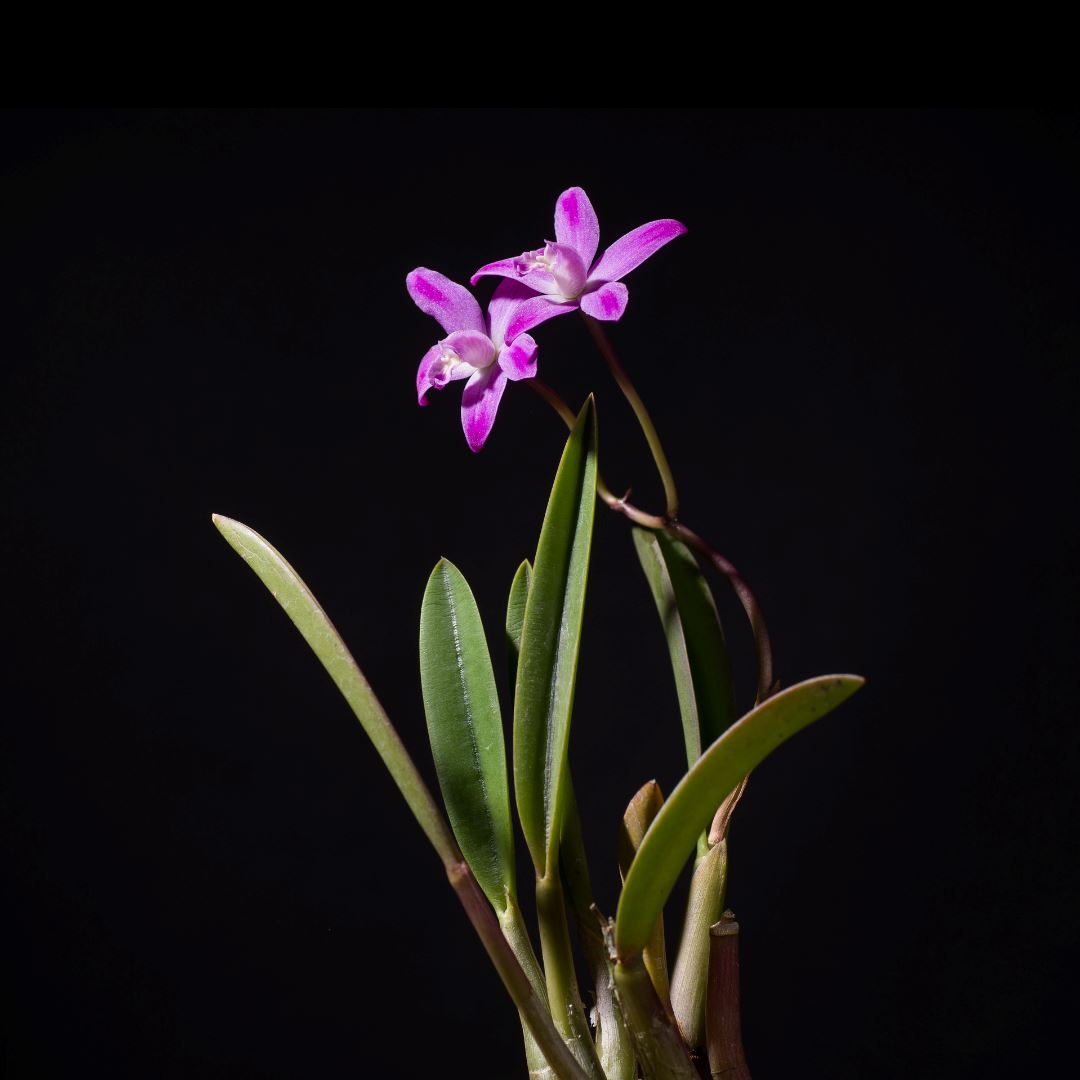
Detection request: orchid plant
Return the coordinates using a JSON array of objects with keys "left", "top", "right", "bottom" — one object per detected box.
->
[{"left": 214, "top": 187, "right": 864, "bottom": 1080}]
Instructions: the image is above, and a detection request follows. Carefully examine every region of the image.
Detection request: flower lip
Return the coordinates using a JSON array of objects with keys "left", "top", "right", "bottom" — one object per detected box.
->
[{"left": 493, "top": 241, "right": 588, "bottom": 300}]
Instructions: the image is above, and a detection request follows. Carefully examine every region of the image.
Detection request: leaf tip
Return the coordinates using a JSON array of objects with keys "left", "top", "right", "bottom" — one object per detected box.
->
[{"left": 211, "top": 513, "right": 241, "bottom": 538}]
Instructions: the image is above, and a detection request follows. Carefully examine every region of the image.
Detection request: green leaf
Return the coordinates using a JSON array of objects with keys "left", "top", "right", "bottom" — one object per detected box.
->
[
  {"left": 212, "top": 515, "right": 458, "bottom": 866},
  {"left": 632, "top": 528, "right": 736, "bottom": 766},
  {"left": 505, "top": 559, "right": 532, "bottom": 689},
  {"left": 615, "top": 674, "right": 865, "bottom": 957},
  {"left": 514, "top": 397, "right": 598, "bottom": 877},
  {"left": 420, "top": 559, "right": 516, "bottom": 911}
]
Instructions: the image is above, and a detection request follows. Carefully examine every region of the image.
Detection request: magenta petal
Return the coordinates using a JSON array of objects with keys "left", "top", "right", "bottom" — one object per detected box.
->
[
  {"left": 489, "top": 279, "right": 577, "bottom": 344},
  {"left": 472, "top": 257, "right": 562, "bottom": 296},
  {"left": 487, "top": 280, "right": 536, "bottom": 346},
  {"left": 470, "top": 257, "right": 522, "bottom": 287},
  {"left": 498, "top": 334, "right": 538, "bottom": 382},
  {"left": 407, "top": 268, "right": 485, "bottom": 335},
  {"left": 460, "top": 365, "right": 508, "bottom": 452},
  {"left": 580, "top": 281, "right": 629, "bottom": 322},
  {"left": 587, "top": 219, "right": 687, "bottom": 284},
  {"left": 506, "top": 295, "right": 578, "bottom": 340},
  {"left": 554, "top": 187, "right": 600, "bottom": 268}
]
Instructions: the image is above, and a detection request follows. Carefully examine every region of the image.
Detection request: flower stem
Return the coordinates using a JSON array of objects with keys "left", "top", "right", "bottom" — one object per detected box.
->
[
  {"left": 526, "top": 381, "right": 776, "bottom": 705},
  {"left": 582, "top": 314, "right": 680, "bottom": 519}
]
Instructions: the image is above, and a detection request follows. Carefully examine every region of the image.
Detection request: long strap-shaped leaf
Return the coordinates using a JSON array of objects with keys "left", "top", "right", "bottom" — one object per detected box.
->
[
  {"left": 616, "top": 674, "right": 864, "bottom": 957},
  {"left": 213, "top": 514, "right": 458, "bottom": 863},
  {"left": 420, "top": 558, "right": 515, "bottom": 912},
  {"left": 632, "top": 527, "right": 736, "bottom": 766},
  {"left": 509, "top": 558, "right": 620, "bottom": 1080},
  {"left": 514, "top": 397, "right": 598, "bottom": 878},
  {"left": 214, "top": 515, "right": 591, "bottom": 1080}
]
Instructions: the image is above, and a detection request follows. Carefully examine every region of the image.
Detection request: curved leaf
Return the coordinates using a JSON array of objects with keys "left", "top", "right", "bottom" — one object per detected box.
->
[
  {"left": 420, "top": 559, "right": 515, "bottom": 911},
  {"left": 615, "top": 674, "right": 865, "bottom": 957},
  {"left": 632, "top": 527, "right": 736, "bottom": 765},
  {"left": 514, "top": 396, "right": 598, "bottom": 876},
  {"left": 212, "top": 514, "right": 458, "bottom": 866}
]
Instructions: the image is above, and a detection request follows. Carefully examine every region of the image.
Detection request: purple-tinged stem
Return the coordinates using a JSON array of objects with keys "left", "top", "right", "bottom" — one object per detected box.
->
[
  {"left": 582, "top": 314, "right": 680, "bottom": 520},
  {"left": 526, "top": 381, "right": 776, "bottom": 705},
  {"left": 705, "top": 913, "right": 751, "bottom": 1080}
]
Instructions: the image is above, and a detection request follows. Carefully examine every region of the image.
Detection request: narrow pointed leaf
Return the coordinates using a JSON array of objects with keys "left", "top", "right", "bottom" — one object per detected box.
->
[
  {"left": 420, "top": 558, "right": 515, "bottom": 910},
  {"left": 514, "top": 397, "right": 598, "bottom": 876},
  {"left": 511, "top": 551, "right": 610, "bottom": 1078},
  {"left": 216, "top": 517, "right": 590, "bottom": 1080},
  {"left": 506, "top": 559, "right": 532, "bottom": 688},
  {"left": 616, "top": 674, "right": 865, "bottom": 957},
  {"left": 212, "top": 515, "right": 459, "bottom": 866},
  {"left": 632, "top": 527, "right": 736, "bottom": 765},
  {"left": 617, "top": 780, "right": 671, "bottom": 1011}
]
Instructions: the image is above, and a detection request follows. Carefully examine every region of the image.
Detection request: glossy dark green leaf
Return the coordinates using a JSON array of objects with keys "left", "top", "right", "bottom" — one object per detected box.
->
[
  {"left": 632, "top": 528, "right": 736, "bottom": 765},
  {"left": 420, "top": 559, "right": 515, "bottom": 911},
  {"left": 212, "top": 515, "right": 458, "bottom": 865},
  {"left": 514, "top": 397, "right": 598, "bottom": 877},
  {"left": 616, "top": 674, "right": 865, "bottom": 957},
  {"left": 505, "top": 559, "right": 532, "bottom": 689}
]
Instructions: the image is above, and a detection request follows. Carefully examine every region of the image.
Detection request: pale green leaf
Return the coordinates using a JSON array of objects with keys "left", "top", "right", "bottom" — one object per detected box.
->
[
  {"left": 616, "top": 674, "right": 864, "bottom": 957},
  {"left": 212, "top": 515, "right": 458, "bottom": 866}
]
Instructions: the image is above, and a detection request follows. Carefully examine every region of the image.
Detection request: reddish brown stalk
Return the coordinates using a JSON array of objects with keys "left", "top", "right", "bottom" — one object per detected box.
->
[{"left": 705, "top": 913, "right": 751, "bottom": 1080}]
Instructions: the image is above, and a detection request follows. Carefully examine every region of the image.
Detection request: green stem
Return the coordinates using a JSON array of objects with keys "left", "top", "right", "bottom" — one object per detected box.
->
[
  {"left": 536, "top": 868, "right": 607, "bottom": 1080},
  {"left": 583, "top": 314, "right": 680, "bottom": 519},
  {"left": 669, "top": 840, "right": 728, "bottom": 1050},
  {"left": 501, "top": 896, "right": 560, "bottom": 1080},
  {"left": 449, "top": 862, "right": 593, "bottom": 1080}
]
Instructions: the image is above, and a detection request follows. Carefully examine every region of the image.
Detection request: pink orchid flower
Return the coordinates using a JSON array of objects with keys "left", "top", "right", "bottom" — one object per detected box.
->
[
  {"left": 408, "top": 268, "right": 567, "bottom": 452},
  {"left": 470, "top": 186, "right": 687, "bottom": 322}
]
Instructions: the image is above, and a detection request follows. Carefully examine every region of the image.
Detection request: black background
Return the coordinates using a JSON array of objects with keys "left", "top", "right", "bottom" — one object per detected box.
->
[{"left": 3, "top": 109, "right": 1077, "bottom": 1078}]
